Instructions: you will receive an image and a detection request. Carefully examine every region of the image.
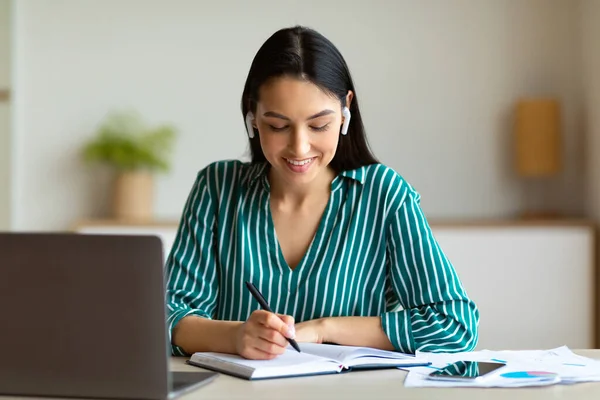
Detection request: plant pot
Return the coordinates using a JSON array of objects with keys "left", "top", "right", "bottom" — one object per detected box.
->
[{"left": 112, "top": 171, "right": 154, "bottom": 220}]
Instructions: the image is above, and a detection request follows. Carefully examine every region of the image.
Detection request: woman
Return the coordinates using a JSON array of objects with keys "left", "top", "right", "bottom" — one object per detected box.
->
[{"left": 166, "top": 26, "right": 479, "bottom": 360}]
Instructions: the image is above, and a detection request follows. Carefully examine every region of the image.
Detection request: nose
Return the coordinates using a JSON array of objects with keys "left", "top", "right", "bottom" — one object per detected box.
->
[{"left": 288, "top": 128, "right": 311, "bottom": 157}]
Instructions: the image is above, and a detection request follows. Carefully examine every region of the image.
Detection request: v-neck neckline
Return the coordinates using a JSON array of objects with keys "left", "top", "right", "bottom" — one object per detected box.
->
[{"left": 266, "top": 190, "right": 334, "bottom": 278}]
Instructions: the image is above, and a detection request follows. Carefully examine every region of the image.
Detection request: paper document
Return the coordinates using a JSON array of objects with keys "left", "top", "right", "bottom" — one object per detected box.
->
[{"left": 403, "top": 346, "right": 600, "bottom": 388}]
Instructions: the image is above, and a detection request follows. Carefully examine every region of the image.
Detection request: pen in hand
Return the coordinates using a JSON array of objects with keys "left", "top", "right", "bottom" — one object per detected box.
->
[{"left": 244, "top": 281, "right": 301, "bottom": 353}]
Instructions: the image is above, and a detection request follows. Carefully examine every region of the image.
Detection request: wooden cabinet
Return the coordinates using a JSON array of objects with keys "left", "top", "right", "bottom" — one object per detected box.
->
[
  {"left": 74, "top": 218, "right": 597, "bottom": 350},
  {"left": 73, "top": 219, "right": 179, "bottom": 263},
  {"left": 431, "top": 220, "right": 596, "bottom": 350}
]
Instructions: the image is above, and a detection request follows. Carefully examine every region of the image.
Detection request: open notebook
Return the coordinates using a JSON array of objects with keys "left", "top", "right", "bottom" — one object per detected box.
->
[{"left": 187, "top": 343, "right": 430, "bottom": 380}]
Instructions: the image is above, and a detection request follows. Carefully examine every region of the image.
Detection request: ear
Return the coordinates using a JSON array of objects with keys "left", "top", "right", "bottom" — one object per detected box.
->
[{"left": 345, "top": 90, "right": 354, "bottom": 109}]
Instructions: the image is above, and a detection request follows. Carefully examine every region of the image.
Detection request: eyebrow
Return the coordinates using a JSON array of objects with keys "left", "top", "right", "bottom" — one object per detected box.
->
[{"left": 262, "top": 109, "right": 335, "bottom": 121}]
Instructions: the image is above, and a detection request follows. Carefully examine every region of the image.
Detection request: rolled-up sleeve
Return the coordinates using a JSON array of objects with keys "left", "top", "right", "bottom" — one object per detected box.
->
[
  {"left": 381, "top": 190, "right": 479, "bottom": 354},
  {"left": 165, "top": 167, "right": 219, "bottom": 356}
]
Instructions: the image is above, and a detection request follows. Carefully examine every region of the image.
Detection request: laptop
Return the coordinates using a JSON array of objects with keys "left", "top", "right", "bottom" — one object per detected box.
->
[{"left": 0, "top": 232, "right": 217, "bottom": 399}]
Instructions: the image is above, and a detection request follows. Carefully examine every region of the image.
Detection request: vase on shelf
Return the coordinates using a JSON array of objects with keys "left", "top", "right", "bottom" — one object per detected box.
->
[{"left": 112, "top": 171, "right": 154, "bottom": 221}]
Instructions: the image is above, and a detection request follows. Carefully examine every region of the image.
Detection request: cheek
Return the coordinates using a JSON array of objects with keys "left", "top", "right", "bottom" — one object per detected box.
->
[
  {"left": 258, "top": 133, "right": 286, "bottom": 155},
  {"left": 319, "top": 132, "right": 340, "bottom": 154}
]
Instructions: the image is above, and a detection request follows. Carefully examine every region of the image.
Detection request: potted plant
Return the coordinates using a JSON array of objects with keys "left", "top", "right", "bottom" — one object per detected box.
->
[{"left": 82, "top": 110, "right": 177, "bottom": 221}]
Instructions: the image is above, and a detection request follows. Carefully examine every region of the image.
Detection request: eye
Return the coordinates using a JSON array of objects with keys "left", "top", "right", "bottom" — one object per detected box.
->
[
  {"left": 311, "top": 124, "right": 330, "bottom": 132},
  {"left": 268, "top": 125, "right": 288, "bottom": 132}
]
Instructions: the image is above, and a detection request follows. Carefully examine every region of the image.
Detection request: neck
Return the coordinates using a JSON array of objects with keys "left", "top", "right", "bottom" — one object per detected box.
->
[{"left": 269, "top": 168, "right": 335, "bottom": 207}]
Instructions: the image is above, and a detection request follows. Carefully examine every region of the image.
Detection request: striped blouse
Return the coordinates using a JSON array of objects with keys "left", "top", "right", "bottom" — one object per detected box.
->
[{"left": 165, "top": 160, "right": 479, "bottom": 356}]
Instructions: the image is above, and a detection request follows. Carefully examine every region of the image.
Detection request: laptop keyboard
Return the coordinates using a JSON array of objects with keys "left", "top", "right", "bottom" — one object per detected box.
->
[
  {"left": 171, "top": 378, "right": 190, "bottom": 392},
  {"left": 170, "top": 371, "right": 216, "bottom": 393}
]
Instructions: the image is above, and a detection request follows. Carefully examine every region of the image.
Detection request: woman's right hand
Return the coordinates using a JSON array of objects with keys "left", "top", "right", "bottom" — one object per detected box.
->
[{"left": 234, "top": 310, "right": 296, "bottom": 360}]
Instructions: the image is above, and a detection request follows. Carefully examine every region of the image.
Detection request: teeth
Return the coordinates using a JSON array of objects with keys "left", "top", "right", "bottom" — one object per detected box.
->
[{"left": 286, "top": 158, "right": 312, "bottom": 166}]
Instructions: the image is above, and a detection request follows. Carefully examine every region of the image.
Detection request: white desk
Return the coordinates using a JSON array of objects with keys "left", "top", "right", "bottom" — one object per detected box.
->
[
  {"left": 1, "top": 352, "right": 599, "bottom": 400},
  {"left": 172, "top": 351, "right": 600, "bottom": 400}
]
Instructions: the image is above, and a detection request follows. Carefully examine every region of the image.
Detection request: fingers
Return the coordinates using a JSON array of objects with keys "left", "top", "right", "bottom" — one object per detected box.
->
[
  {"left": 257, "top": 325, "right": 288, "bottom": 348},
  {"left": 237, "top": 311, "right": 298, "bottom": 360},
  {"left": 251, "top": 311, "right": 294, "bottom": 345},
  {"left": 253, "top": 311, "right": 295, "bottom": 339},
  {"left": 239, "top": 346, "right": 278, "bottom": 361},
  {"left": 252, "top": 337, "right": 288, "bottom": 356},
  {"left": 277, "top": 314, "right": 296, "bottom": 339},
  {"left": 237, "top": 325, "right": 287, "bottom": 359}
]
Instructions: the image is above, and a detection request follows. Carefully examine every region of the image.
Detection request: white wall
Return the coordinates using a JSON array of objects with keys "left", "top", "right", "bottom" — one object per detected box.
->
[
  {"left": 580, "top": 0, "right": 600, "bottom": 343},
  {"left": 12, "top": 0, "right": 584, "bottom": 230},
  {"left": 581, "top": 0, "right": 600, "bottom": 220},
  {"left": 0, "top": 0, "right": 10, "bottom": 230}
]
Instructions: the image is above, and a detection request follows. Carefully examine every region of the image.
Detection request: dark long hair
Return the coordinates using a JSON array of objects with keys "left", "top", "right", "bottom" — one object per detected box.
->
[{"left": 241, "top": 26, "right": 379, "bottom": 173}]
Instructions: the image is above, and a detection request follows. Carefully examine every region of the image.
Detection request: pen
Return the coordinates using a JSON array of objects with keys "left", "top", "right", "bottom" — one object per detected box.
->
[{"left": 244, "top": 281, "right": 301, "bottom": 353}]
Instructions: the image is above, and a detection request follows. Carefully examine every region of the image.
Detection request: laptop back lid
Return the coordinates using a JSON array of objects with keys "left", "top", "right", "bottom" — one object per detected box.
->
[{"left": 0, "top": 233, "right": 170, "bottom": 400}]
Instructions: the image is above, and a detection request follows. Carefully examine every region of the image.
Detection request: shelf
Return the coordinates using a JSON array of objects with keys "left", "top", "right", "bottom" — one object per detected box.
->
[
  {"left": 429, "top": 218, "right": 595, "bottom": 229},
  {"left": 72, "top": 217, "right": 595, "bottom": 231},
  {"left": 72, "top": 218, "right": 179, "bottom": 230}
]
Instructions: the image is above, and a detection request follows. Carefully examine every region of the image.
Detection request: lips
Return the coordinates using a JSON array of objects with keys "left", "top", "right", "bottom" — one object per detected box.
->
[
  {"left": 283, "top": 157, "right": 316, "bottom": 173},
  {"left": 285, "top": 157, "right": 315, "bottom": 166}
]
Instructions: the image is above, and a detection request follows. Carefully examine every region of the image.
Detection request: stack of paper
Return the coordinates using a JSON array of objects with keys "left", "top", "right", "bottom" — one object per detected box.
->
[{"left": 403, "top": 346, "right": 600, "bottom": 388}]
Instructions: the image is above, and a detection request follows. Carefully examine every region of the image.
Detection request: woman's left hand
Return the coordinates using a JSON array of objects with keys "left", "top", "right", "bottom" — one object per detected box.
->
[{"left": 294, "top": 318, "right": 327, "bottom": 344}]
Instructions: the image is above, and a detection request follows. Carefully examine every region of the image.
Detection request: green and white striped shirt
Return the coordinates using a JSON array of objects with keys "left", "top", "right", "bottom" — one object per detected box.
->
[{"left": 165, "top": 160, "right": 479, "bottom": 356}]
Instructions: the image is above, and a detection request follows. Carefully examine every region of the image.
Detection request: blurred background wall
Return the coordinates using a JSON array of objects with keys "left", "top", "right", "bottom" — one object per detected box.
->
[
  {"left": 582, "top": 0, "right": 600, "bottom": 220},
  {"left": 2, "top": 0, "right": 600, "bottom": 351},
  {"left": 0, "top": 0, "right": 10, "bottom": 230},
  {"left": 1, "top": 0, "right": 595, "bottom": 230}
]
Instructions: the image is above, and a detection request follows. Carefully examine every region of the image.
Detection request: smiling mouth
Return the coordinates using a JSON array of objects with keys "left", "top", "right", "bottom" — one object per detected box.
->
[{"left": 284, "top": 157, "right": 315, "bottom": 166}]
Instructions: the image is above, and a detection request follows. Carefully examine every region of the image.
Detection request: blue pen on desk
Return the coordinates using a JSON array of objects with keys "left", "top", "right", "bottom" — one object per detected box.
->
[{"left": 245, "top": 281, "right": 301, "bottom": 353}]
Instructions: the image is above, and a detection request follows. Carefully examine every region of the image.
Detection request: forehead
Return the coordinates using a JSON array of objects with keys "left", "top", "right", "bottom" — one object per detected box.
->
[{"left": 257, "top": 76, "right": 339, "bottom": 111}]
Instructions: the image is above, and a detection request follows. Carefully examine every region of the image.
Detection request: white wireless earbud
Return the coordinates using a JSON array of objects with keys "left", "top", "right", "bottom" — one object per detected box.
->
[
  {"left": 245, "top": 112, "right": 255, "bottom": 138},
  {"left": 341, "top": 106, "right": 351, "bottom": 135}
]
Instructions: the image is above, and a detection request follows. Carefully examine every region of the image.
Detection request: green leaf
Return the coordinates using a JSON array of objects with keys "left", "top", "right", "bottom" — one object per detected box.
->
[{"left": 81, "top": 110, "right": 178, "bottom": 173}]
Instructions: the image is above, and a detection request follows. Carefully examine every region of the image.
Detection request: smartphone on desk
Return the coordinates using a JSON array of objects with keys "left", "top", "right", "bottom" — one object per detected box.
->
[{"left": 426, "top": 361, "right": 506, "bottom": 382}]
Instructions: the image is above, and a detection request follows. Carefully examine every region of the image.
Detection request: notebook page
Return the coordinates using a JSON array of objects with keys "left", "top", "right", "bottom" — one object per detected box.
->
[
  {"left": 193, "top": 348, "right": 342, "bottom": 378},
  {"left": 299, "top": 343, "right": 417, "bottom": 367},
  {"left": 299, "top": 343, "right": 369, "bottom": 363},
  {"left": 343, "top": 347, "right": 420, "bottom": 367}
]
